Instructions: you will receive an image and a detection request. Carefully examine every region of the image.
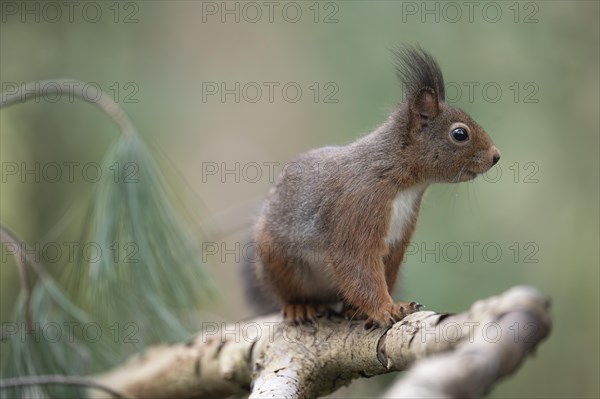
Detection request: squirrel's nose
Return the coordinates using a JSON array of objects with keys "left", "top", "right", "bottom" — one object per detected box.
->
[{"left": 491, "top": 147, "right": 501, "bottom": 165}]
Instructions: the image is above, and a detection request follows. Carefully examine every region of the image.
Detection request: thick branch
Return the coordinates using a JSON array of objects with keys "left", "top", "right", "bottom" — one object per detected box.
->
[
  {"left": 89, "top": 286, "right": 551, "bottom": 399},
  {"left": 381, "top": 312, "right": 547, "bottom": 398},
  {"left": 382, "top": 287, "right": 551, "bottom": 398}
]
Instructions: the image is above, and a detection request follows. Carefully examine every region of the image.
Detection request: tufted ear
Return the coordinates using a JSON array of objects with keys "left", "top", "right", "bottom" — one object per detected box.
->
[
  {"left": 393, "top": 45, "right": 445, "bottom": 132},
  {"left": 409, "top": 87, "right": 439, "bottom": 130}
]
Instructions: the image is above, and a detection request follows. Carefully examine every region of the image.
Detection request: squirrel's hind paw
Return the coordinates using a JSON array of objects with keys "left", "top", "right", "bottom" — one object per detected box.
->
[
  {"left": 283, "top": 303, "right": 325, "bottom": 324},
  {"left": 342, "top": 304, "right": 369, "bottom": 321}
]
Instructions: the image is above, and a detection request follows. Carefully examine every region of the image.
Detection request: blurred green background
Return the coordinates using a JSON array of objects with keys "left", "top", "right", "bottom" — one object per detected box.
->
[{"left": 1, "top": 1, "right": 598, "bottom": 398}]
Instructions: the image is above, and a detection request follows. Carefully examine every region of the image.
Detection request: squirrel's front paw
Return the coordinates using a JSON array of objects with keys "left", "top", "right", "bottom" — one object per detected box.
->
[
  {"left": 365, "top": 301, "right": 423, "bottom": 329},
  {"left": 396, "top": 300, "right": 423, "bottom": 316}
]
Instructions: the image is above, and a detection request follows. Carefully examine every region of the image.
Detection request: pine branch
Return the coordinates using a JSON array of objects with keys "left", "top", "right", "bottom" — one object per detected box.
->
[
  {"left": 0, "top": 226, "right": 34, "bottom": 330},
  {"left": 0, "top": 375, "right": 129, "bottom": 399},
  {"left": 88, "top": 286, "right": 551, "bottom": 399},
  {"left": 0, "top": 79, "right": 136, "bottom": 136}
]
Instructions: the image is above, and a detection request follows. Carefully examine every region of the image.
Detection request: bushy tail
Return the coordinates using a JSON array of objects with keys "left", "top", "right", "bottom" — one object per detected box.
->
[{"left": 241, "top": 238, "right": 279, "bottom": 315}]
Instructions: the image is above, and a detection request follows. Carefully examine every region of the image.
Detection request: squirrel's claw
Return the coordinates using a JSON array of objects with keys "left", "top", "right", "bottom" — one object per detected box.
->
[
  {"left": 283, "top": 303, "right": 323, "bottom": 324},
  {"left": 365, "top": 300, "right": 425, "bottom": 329}
]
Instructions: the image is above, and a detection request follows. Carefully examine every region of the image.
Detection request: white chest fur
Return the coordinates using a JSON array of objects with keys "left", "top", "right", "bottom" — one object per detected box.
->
[{"left": 385, "top": 185, "right": 426, "bottom": 244}]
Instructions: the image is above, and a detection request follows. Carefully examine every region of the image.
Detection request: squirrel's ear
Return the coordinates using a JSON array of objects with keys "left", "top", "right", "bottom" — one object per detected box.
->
[{"left": 409, "top": 87, "right": 439, "bottom": 130}]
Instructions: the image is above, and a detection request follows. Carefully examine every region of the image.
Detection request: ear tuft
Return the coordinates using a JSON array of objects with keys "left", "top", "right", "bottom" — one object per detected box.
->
[
  {"left": 411, "top": 88, "right": 439, "bottom": 129},
  {"left": 392, "top": 45, "right": 445, "bottom": 130},
  {"left": 392, "top": 45, "right": 445, "bottom": 103}
]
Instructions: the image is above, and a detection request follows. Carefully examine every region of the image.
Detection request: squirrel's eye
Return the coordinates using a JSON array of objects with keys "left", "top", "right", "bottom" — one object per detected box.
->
[{"left": 450, "top": 127, "right": 469, "bottom": 143}]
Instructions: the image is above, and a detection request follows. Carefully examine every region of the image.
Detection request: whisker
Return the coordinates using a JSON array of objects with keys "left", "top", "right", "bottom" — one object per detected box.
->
[{"left": 452, "top": 165, "right": 467, "bottom": 183}]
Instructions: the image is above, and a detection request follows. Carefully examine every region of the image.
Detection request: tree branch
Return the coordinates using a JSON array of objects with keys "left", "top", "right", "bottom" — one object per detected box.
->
[
  {"left": 0, "top": 79, "right": 137, "bottom": 136},
  {"left": 0, "top": 375, "right": 129, "bottom": 399},
  {"left": 382, "top": 287, "right": 551, "bottom": 398},
  {"left": 88, "top": 286, "right": 550, "bottom": 398}
]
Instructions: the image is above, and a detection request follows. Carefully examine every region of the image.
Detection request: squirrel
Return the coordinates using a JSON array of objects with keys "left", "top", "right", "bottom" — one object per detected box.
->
[{"left": 245, "top": 46, "right": 500, "bottom": 328}]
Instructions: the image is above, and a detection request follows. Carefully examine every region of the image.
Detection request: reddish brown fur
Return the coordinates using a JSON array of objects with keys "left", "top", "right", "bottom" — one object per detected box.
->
[
  {"left": 254, "top": 226, "right": 310, "bottom": 304},
  {"left": 248, "top": 47, "right": 500, "bottom": 327}
]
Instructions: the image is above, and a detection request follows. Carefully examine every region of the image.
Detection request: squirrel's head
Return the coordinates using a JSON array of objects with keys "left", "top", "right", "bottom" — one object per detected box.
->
[{"left": 393, "top": 46, "right": 500, "bottom": 183}]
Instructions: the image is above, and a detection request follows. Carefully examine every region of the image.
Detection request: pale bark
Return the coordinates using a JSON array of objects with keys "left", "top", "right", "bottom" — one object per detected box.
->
[{"left": 90, "top": 286, "right": 551, "bottom": 399}]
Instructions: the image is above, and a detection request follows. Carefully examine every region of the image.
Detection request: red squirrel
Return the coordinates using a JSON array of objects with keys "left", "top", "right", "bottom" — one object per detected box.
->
[{"left": 247, "top": 46, "right": 500, "bottom": 327}]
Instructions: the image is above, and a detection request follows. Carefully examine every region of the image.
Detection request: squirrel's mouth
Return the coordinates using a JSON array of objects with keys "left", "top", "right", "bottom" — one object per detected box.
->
[
  {"left": 466, "top": 170, "right": 479, "bottom": 178},
  {"left": 463, "top": 161, "right": 495, "bottom": 181},
  {"left": 458, "top": 169, "right": 478, "bottom": 181},
  {"left": 452, "top": 165, "right": 486, "bottom": 182}
]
